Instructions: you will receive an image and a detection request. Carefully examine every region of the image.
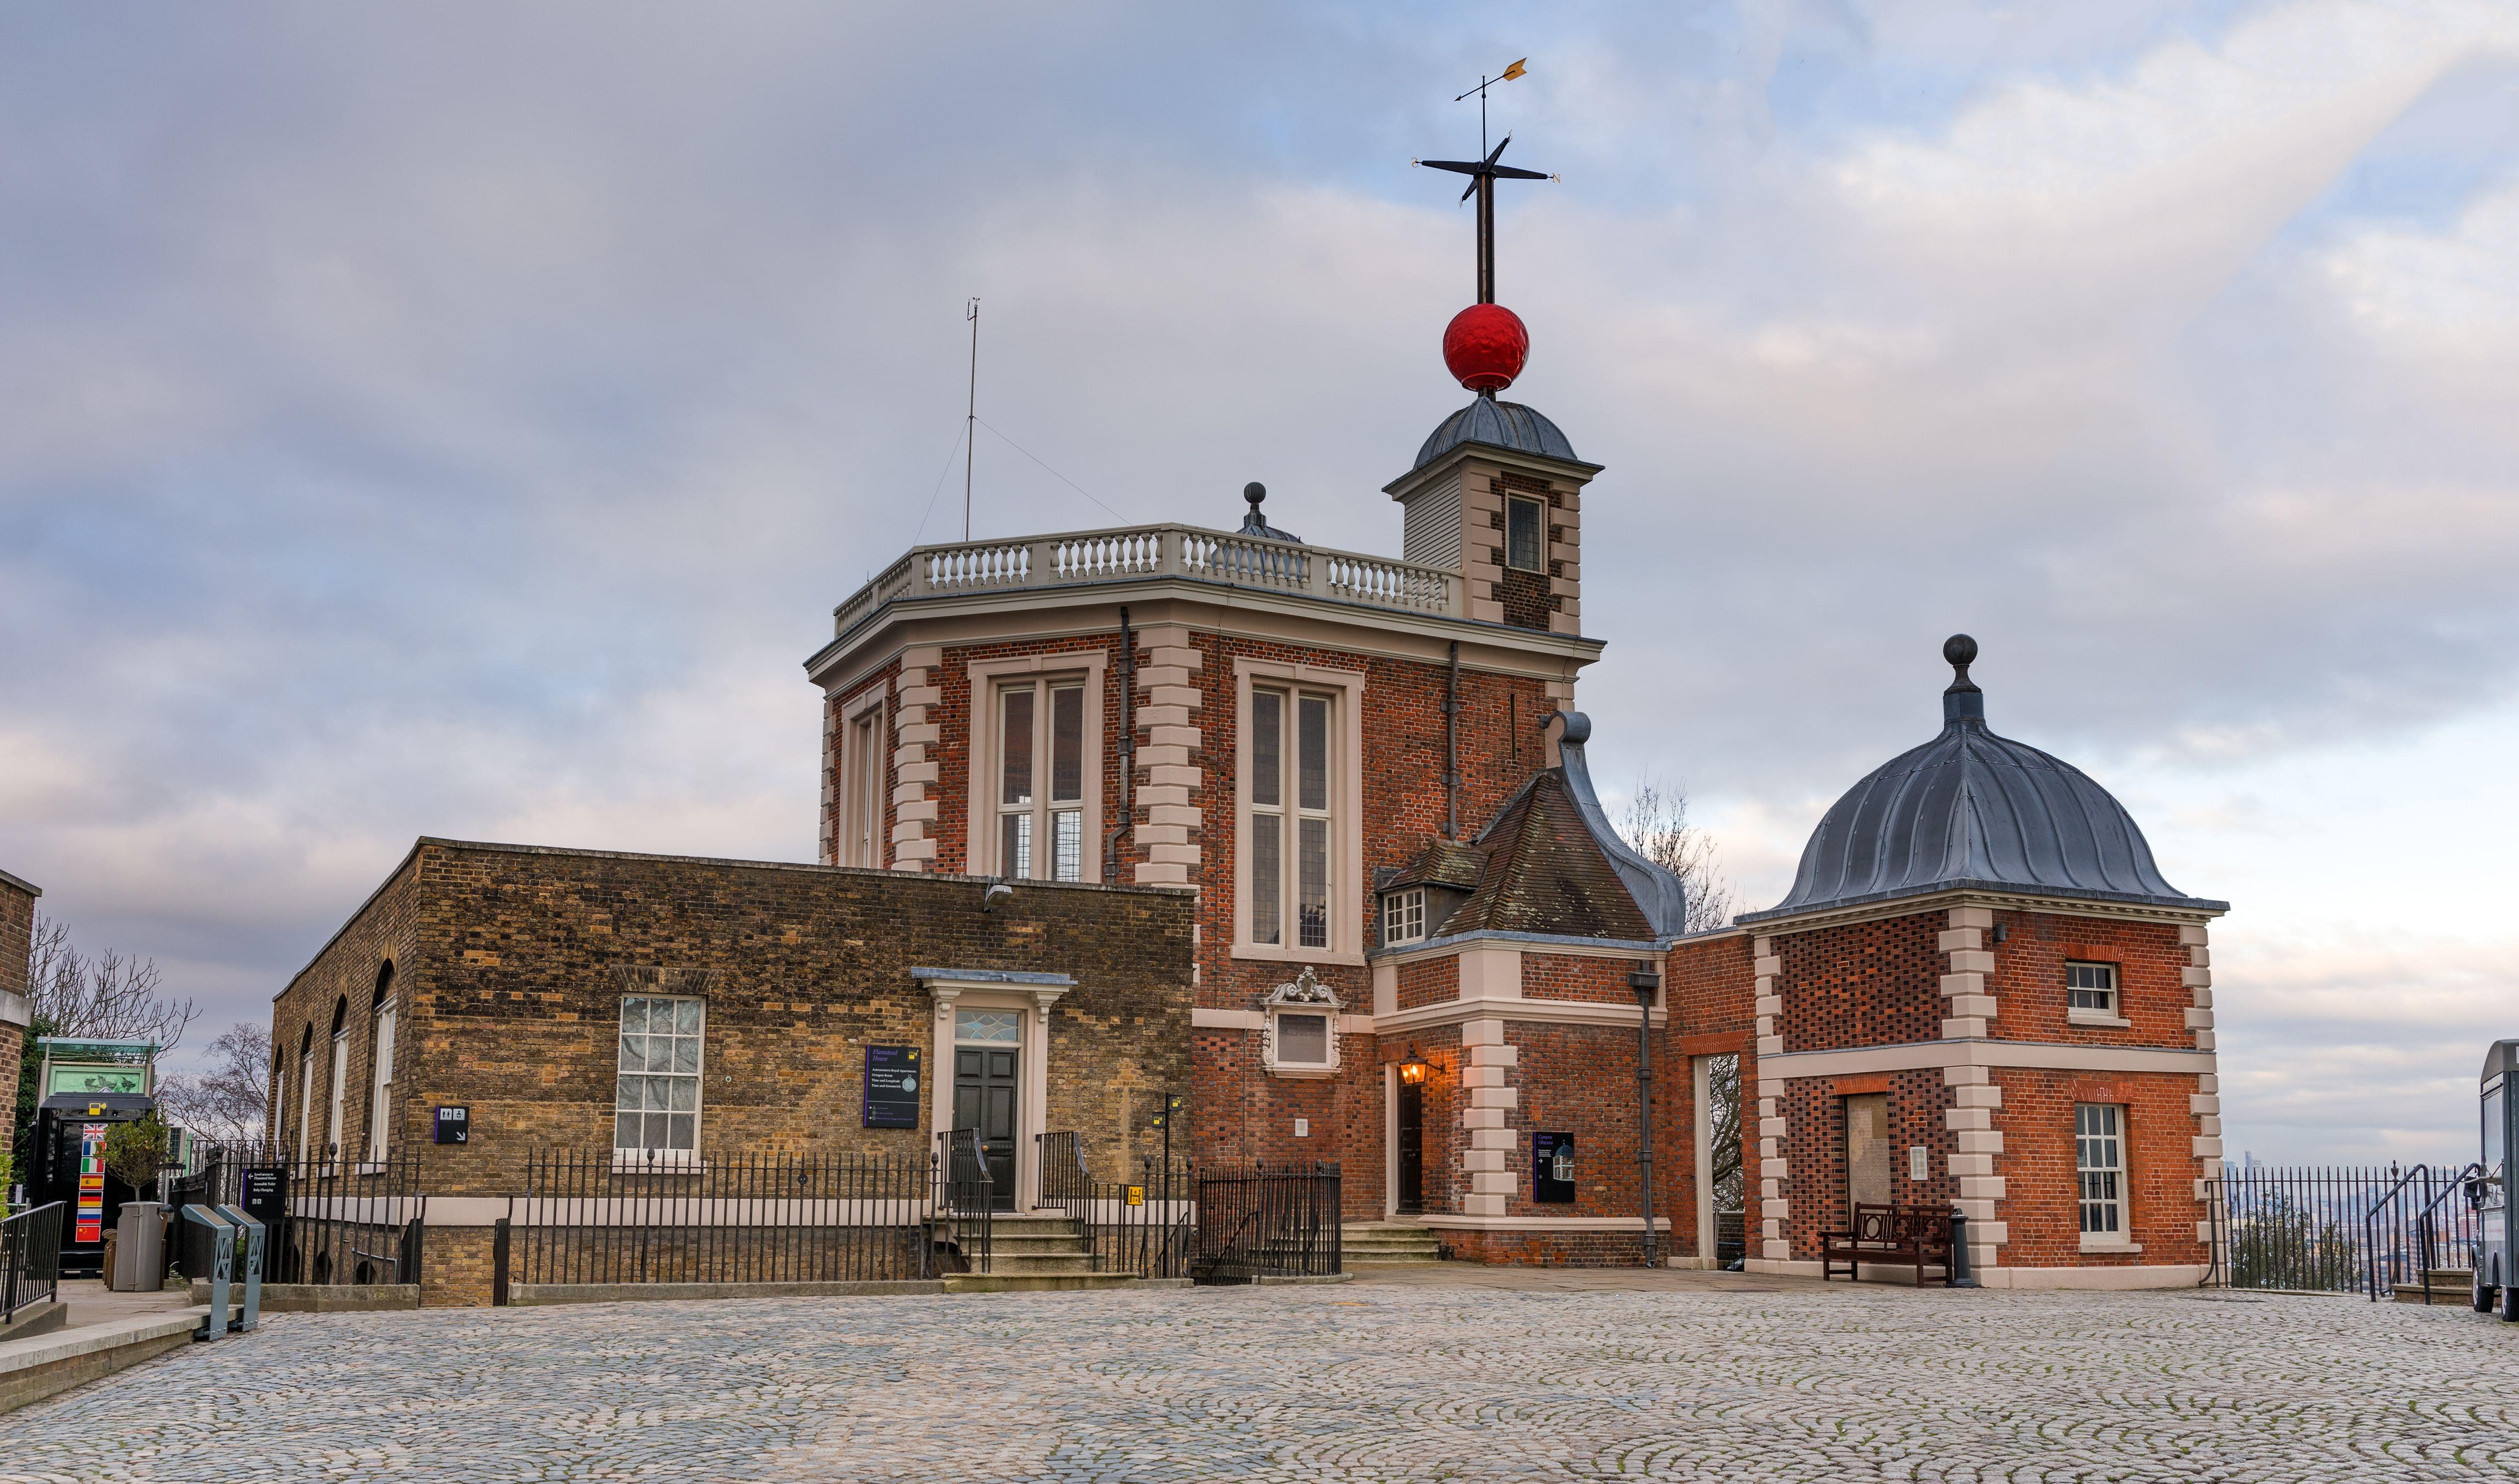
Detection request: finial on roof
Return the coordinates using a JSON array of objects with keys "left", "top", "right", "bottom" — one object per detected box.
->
[
  {"left": 1238, "top": 482, "right": 1304, "bottom": 544},
  {"left": 1942, "top": 633, "right": 1985, "bottom": 726}
]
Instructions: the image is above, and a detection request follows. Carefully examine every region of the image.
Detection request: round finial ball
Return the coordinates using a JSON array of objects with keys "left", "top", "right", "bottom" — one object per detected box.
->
[
  {"left": 1245, "top": 481, "right": 1266, "bottom": 507},
  {"left": 1944, "top": 633, "right": 1978, "bottom": 668},
  {"left": 1443, "top": 303, "right": 1530, "bottom": 392}
]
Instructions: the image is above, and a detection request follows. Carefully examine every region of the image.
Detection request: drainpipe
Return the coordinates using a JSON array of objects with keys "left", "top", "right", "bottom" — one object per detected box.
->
[
  {"left": 1444, "top": 641, "right": 1460, "bottom": 839},
  {"left": 1104, "top": 607, "right": 1136, "bottom": 884},
  {"left": 1631, "top": 962, "right": 1662, "bottom": 1268}
]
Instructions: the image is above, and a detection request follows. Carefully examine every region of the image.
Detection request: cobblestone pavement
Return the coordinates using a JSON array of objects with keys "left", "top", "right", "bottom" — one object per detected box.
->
[{"left": 5, "top": 1280, "right": 2516, "bottom": 1481}]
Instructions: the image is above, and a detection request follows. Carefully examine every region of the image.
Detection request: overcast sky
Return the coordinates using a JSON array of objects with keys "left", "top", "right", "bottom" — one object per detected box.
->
[{"left": 4, "top": 2, "right": 2515, "bottom": 1165}]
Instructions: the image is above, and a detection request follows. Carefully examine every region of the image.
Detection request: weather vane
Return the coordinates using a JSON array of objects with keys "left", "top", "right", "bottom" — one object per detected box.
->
[{"left": 1413, "top": 58, "right": 1557, "bottom": 305}]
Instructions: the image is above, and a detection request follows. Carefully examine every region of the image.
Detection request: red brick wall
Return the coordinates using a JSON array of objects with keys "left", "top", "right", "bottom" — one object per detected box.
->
[
  {"left": 1504, "top": 1020, "right": 1688, "bottom": 1225},
  {"left": 928, "top": 634, "right": 1132, "bottom": 881},
  {"left": 1777, "top": 1069, "right": 1956, "bottom": 1259},
  {"left": 1182, "top": 630, "right": 1552, "bottom": 1174},
  {"left": 822, "top": 660, "right": 901, "bottom": 868},
  {"left": 1775, "top": 912, "right": 1943, "bottom": 1052},
  {"left": 1439, "top": 1227, "right": 1665, "bottom": 1266},
  {"left": 1987, "top": 912, "right": 2198, "bottom": 1047},
  {"left": 1393, "top": 956, "right": 1457, "bottom": 1011},
  {"left": 1667, "top": 931, "right": 1756, "bottom": 1258},
  {"left": 1991, "top": 1068, "right": 2206, "bottom": 1267},
  {"left": 1520, "top": 953, "right": 1636, "bottom": 1005}
]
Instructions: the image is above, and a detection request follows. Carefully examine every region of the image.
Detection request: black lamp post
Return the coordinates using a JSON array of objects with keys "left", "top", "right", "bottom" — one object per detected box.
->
[{"left": 1629, "top": 963, "right": 1661, "bottom": 1268}]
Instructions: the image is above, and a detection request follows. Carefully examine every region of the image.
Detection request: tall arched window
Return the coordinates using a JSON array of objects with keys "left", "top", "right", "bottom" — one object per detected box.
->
[
  {"left": 271, "top": 1046, "right": 288, "bottom": 1156},
  {"left": 366, "top": 963, "right": 398, "bottom": 1164},
  {"left": 295, "top": 1026, "right": 317, "bottom": 1163},
  {"left": 324, "top": 995, "right": 350, "bottom": 1167}
]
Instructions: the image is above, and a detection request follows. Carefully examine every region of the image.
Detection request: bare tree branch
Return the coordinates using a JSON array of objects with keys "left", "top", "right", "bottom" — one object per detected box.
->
[
  {"left": 1617, "top": 778, "right": 1739, "bottom": 935},
  {"left": 155, "top": 1022, "right": 272, "bottom": 1146},
  {"left": 23, "top": 913, "right": 197, "bottom": 1052}
]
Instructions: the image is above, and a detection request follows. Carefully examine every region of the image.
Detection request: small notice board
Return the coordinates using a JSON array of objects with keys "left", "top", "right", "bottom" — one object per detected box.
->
[{"left": 864, "top": 1045, "right": 922, "bottom": 1129}]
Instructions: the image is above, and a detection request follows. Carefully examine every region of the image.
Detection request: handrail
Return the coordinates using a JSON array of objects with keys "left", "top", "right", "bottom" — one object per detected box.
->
[
  {"left": 2413, "top": 1162, "right": 2486, "bottom": 1306},
  {"left": 2, "top": 1201, "right": 65, "bottom": 1323},
  {"left": 829, "top": 523, "right": 1464, "bottom": 642},
  {"left": 2363, "top": 1164, "right": 2427, "bottom": 1302}
]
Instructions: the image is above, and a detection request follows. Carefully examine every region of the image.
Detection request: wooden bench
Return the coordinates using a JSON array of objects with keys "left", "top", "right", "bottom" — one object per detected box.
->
[{"left": 1822, "top": 1203, "right": 1954, "bottom": 1286}]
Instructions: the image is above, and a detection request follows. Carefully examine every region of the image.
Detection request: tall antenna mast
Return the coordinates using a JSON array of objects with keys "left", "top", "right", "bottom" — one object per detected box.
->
[{"left": 964, "top": 297, "right": 980, "bottom": 541}]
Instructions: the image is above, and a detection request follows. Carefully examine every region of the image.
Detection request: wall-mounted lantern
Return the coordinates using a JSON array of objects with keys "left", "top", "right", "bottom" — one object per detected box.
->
[{"left": 1398, "top": 1048, "right": 1432, "bottom": 1087}]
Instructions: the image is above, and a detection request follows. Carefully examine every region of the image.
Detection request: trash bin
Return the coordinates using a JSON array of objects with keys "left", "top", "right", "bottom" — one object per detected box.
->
[{"left": 111, "top": 1201, "right": 165, "bottom": 1292}]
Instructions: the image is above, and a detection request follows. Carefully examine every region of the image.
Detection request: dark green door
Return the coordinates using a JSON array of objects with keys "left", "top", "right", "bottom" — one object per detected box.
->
[{"left": 955, "top": 1046, "right": 1019, "bottom": 1210}]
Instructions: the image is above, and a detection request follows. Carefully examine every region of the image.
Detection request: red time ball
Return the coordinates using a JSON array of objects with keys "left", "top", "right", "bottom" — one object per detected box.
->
[{"left": 1442, "top": 303, "right": 1529, "bottom": 392}]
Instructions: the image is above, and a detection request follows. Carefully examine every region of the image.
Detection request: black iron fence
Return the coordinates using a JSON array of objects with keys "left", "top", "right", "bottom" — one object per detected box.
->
[
  {"left": 3, "top": 1202, "right": 63, "bottom": 1323},
  {"left": 1195, "top": 1161, "right": 1341, "bottom": 1283},
  {"left": 173, "top": 1146, "right": 427, "bottom": 1287},
  {"left": 935, "top": 1129, "right": 993, "bottom": 1277},
  {"left": 501, "top": 1142, "right": 998, "bottom": 1294},
  {"left": 2205, "top": 1163, "right": 2487, "bottom": 1299},
  {"left": 1035, "top": 1132, "right": 1195, "bottom": 1281},
  {"left": 510, "top": 1148, "right": 936, "bottom": 1287}
]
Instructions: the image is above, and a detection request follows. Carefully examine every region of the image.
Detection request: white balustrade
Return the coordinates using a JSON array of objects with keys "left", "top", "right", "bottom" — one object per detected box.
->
[{"left": 833, "top": 523, "right": 1460, "bottom": 637}]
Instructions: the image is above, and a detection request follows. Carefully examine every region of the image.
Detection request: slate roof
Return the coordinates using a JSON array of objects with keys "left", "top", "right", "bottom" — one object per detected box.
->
[
  {"left": 1384, "top": 838, "right": 1489, "bottom": 893},
  {"left": 1739, "top": 638, "right": 2227, "bottom": 924},
  {"left": 1412, "top": 396, "right": 1589, "bottom": 472},
  {"left": 1395, "top": 712, "right": 1687, "bottom": 944}
]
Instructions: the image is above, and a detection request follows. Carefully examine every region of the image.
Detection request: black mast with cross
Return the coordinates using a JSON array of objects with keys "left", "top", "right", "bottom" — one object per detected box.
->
[{"left": 1416, "top": 59, "right": 1553, "bottom": 304}]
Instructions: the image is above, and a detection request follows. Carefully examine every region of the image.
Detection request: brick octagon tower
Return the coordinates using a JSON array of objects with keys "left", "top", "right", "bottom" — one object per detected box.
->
[{"left": 1706, "top": 636, "right": 2228, "bottom": 1286}]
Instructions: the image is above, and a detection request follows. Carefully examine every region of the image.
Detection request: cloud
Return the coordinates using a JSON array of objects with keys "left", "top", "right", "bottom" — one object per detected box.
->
[{"left": 0, "top": 2, "right": 2513, "bottom": 1163}]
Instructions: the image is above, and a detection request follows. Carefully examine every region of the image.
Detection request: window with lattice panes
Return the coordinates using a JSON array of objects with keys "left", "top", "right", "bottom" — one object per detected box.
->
[
  {"left": 2066, "top": 961, "right": 2119, "bottom": 1015},
  {"left": 616, "top": 996, "right": 705, "bottom": 1158},
  {"left": 841, "top": 706, "right": 885, "bottom": 868},
  {"left": 995, "top": 678, "right": 1087, "bottom": 882},
  {"left": 1249, "top": 688, "right": 1334, "bottom": 949},
  {"left": 2075, "top": 1103, "right": 2125, "bottom": 1235},
  {"left": 1506, "top": 497, "right": 1545, "bottom": 571},
  {"left": 1382, "top": 889, "right": 1426, "bottom": 946}
]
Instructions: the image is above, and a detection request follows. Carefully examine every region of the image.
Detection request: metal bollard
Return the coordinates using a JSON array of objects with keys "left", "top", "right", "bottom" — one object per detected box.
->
[
  {"left": 179, "top": 1205, "right": 234, "bottom": 1340},
  {"left": 1948, "top": 1207, "right": 1979, "bottom": 1288},
  {"left": 215, "top": 1204, "right": 265, "bottom": 1332}
]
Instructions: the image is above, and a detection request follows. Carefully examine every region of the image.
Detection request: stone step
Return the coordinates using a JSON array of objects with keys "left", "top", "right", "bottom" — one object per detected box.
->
[
  {"left": 2392, "top": 1275, "right": 2476, "bottom": 1303},
  {"left": 986, "top": 1252, "right": 1103, "bottom": 1275},
  {"left": 1342, "top": 1223, "right": 1442, "bottom": 1264},
  {"left": 943, "top": 1271, "right": 1141, "bottom": 1294}
]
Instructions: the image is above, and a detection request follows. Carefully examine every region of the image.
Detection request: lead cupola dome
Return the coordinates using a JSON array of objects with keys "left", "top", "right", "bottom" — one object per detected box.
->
[{"left": 1738, "top": 635, "right": 2227, "bottom": 923}]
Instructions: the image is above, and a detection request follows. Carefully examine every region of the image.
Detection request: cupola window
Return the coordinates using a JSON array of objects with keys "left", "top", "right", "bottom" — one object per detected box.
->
[
  {"left": 1506, "top": 496, "right": 1545, "bottom": 572},
  {"left": 2066, "top": 961, "right": 2119, "bottom": 1017}
]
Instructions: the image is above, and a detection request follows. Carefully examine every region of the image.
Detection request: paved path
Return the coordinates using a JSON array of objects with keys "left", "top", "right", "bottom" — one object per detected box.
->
[{"left": 3, "top": 1280, "right": 2515, "bottom": 1481}]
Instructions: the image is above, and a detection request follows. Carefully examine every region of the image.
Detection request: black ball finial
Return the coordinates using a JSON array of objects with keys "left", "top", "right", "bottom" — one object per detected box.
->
[
  {"left": 1941, "top": 632, "right": 1984, "bottom": 725},
  {"left": 1245, "top": 481, "right": 1266, "bottom": 510}
]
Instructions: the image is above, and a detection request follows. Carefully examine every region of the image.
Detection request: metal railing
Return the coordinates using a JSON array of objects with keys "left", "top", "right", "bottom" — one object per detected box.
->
[
  {"left": 509, "top": 1149, "right": 937, "bottom": 1288},
  {"left": 934, "top": 1129, "right": 994, "bottom": 1276},
  {"left": 1195, "top": 1161, "right": 1341, "bottom": 1283},
  {"left": 2, "top": 1202, "right": 64, "bottom": 1323},
  {"left": 174, "top": 1147, "right": 427, "bottom": 1287},
  {"left": 830, "top": 523, "right": 1463, "bottom": 641},
  {"left": 1035, "top": 1132, "right": 1195, "bottom": 1281},
  {"left": 2203, "top": 1164, "right": 2487, "bottom": 1298}
]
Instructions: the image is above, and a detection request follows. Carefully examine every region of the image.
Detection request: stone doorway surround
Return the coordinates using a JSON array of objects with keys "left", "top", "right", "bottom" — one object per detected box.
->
[{"left": 915, "top": 967, "right": 1074, "bottom": 1214}]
